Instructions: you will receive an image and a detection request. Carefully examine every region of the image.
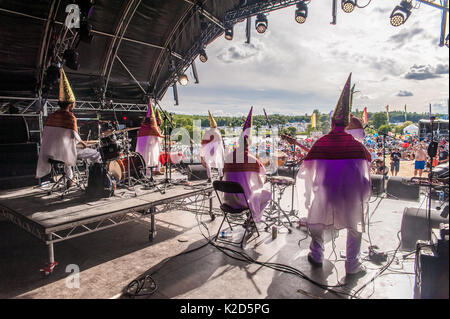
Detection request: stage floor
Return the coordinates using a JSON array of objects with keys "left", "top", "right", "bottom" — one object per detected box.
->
[{"left": 0, "top": 179, "right": 446, "bottom": 299}]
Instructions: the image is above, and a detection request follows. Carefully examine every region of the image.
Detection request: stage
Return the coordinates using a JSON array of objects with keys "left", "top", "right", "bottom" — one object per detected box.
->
[
  {"left": 0, "top": 179, "right": 215, "bottom": 274},
  {"left": 1, "top": 178, "right": 446, "bottom": 299}
]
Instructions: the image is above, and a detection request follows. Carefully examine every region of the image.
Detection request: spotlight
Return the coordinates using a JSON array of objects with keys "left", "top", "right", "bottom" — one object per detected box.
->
[
  {"left": 225, "top": 25, "right": 233, "bottom": 40},
  {"left": 255, "top": 13, "right": 268, "bottom": 34},
  {"left": 341, "top": 0, "right": 356, "bottom": 13},
  {"left": 63, "top": 48, "right": 80, "bottom": 70},
  {"left": 390, "top": 0, "right": 413, "bottom": 27},
  {"left": 295, "top": 1, "right": 308, "bottom": 24},
  {"left": 178, "top": 74, "right": 189, "bottom": 86},
  {"left": 199, "top": 48, "right": 208, "bottom": 63}
]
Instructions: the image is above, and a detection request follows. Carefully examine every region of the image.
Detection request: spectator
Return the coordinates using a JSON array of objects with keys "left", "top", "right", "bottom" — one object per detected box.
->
[
  {"left": 438, "top": 145, "right": 449, "bottom": 164},
  {"left": 413, "top": 143, "right": 427, "bottom": 178},
  {"left": 390, "top": 147, "right": 402, "bottom": 176}
]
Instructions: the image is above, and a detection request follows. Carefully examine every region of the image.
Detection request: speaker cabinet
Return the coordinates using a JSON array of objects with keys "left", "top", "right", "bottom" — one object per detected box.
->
[
  {"left": 386, "top": 176, "right": 420, "bottom": 201},
  {"left": 370, "top": 174, "right": 385, "bottom": 196},
  {"left": 0, "top": 143, "right": 39, "bottom": 189},
  {"left": 186, "top": 164, "right": 208, "bottom": 181}
]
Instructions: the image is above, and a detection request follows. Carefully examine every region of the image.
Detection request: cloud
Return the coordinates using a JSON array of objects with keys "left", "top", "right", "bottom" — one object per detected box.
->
[
  {"left": 388, "top": 27, "right": 425, "bottom": 48},
  {"left": 216, "top": 42, "right": 265, "bottom": 64},
  {"left": 396, "top": 90, "right": 413, "bottom": 97},
  {"left": 435, "top": 64, "right": 449, "bottom": 75},
  {"left": 404, "top": 64, "right": 441, "bottom": 80}
]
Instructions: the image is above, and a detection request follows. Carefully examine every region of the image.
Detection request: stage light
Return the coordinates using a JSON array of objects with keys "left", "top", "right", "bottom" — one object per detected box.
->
[
  {"left": 122, "top": 116, "right": 127, "bottom": 121},
  {"left": 63, "top": 49, "right": 80, "bottom": 70},
  {"left": 178, "top": 74, "right": 189, "bottom": 86},
  {"left": 199, "top": 48, "right": 208, "bottom": 63},
  {"left": 295, "top": 1, "right": 308, "bottom": 24},
  {"left": 255, "top": 13, "right": 268, "bottom": 34},
  {"left": 341, "top": 0, "right": 356, "bottom": 13},
  {"left": 390, "top": 0, "right": 413, "bottom": 27},
  {"left": 225, "top": 25, "right": 233, "bottom": 40}
]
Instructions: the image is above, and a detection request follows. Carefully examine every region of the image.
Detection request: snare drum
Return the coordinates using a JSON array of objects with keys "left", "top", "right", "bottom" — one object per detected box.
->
[
  {"left": 108, "top": 152, "right": 145, "bottom": 181},
  {"left": 267, "top": 175, "right": 295, "bottom": 186}
]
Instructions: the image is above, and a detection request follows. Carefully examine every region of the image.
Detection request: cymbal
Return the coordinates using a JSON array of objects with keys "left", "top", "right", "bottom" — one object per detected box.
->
[{"left": 100, "top": 127, "right": 139, "bottom": 137}]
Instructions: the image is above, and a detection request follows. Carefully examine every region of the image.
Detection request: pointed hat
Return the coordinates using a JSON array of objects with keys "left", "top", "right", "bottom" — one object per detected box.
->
[
  {"left": 156, "top": 108, "right": 163, "bottom": 127},
  {"left": 208, "top": 110, "right": 217, "bottom": 128},
  {"left": 332, "top": 73, "right": 351, "bottom": 127},
  {"left": 59, "top": 68, "right": 76, "bottom": 103},
  {"left": 145, "top": 99, "right": 158, "bottom": 127},
  {"left": 242, "top": 106, "right": 253, "bottom": 139}
]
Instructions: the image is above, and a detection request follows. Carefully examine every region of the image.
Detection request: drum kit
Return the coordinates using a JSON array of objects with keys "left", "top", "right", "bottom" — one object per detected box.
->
[{"left": 82, "top": 123, "right": 147, "bottom": 191}]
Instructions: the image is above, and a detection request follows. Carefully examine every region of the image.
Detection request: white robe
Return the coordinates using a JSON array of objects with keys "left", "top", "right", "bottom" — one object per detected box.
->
[
  {"left": 201, "top": 128, "right": 225, "bottom": 177},
  {"left": 296, "top": 158, "right": 371, "bottom": 232},
  {"left": 136, "top": 135, "right": 161, "bottom": 168},
  {"left": 36, "top": 126, "right": 81, "bottom": 178},
  {"left": 223, "top": 149, "right": 271, "bottom": 223}
]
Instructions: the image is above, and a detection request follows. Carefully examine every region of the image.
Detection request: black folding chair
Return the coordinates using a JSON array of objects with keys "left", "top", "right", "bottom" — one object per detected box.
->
[{"left": 212, "top": 180, "right": 260, "bottom": 248}]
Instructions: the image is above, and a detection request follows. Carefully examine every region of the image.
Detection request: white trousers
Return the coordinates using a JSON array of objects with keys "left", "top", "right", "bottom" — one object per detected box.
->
[
  {"left": 64, "top": 148, "right": 102, "bottom": 179},
  {"left": 308, "top": 225, "right": 362, "bottom": 274}
]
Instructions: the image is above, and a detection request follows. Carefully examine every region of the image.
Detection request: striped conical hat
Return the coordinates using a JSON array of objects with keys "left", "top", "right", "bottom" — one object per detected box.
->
[
  {"left": 242, "top": 106, "right": 253, "bottom": 139},
  {"left": 59, "top": 68, "right": 76, "bottom": 103},
  {"left": 208, "top": 110, "right": 217, "bottom": 128},
  {"left": 332, "top": 73, "right": 351, "bottom": 127}
]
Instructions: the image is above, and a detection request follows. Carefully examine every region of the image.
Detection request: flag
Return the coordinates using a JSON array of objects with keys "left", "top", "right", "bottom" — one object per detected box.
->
[
  {"left": 363, "top": 107, "right": 368, "bottom": 124},
  {"left": 311, "top": 113, "right": 316, "bottom": 129},
  {"left": 386, "top": 105, "right": 390, "bottom": 123},
  {"left": 429, "top": 103, "right": 432, "bottom": 118},
  {"left": 404, "top": 104, "right": 407, "bottom": 122}
]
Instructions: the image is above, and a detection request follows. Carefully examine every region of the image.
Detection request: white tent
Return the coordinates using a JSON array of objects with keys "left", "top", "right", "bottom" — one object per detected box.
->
[{"left": 403, "top": 124, "right": 419, "bottom": 135}]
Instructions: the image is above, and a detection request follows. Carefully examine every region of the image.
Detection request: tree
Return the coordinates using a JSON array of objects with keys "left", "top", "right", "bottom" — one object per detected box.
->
[
  {"left": 372, "top": 112, "right": 388, "bottom": 129},
  {"left": 378, "top": 124, "right": 391, "bottom": 135},
  {"left": 394, "top": 121, "right": 413, "bottom": 134}
]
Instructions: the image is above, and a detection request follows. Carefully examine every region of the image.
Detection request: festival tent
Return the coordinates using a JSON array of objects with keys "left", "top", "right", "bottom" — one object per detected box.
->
[{"left": 403, "top": 124, "right": 419, "bottom": 136}]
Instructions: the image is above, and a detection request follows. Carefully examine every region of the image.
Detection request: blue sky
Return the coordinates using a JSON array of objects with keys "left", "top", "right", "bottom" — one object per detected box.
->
[{"left": 160, "top": 0, "right": 449, "bottom": 117}]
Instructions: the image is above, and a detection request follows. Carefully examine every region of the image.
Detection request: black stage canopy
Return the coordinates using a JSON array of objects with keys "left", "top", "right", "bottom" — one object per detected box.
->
[{"left": 0, "top": 0, "right": 264, "bottom": 105}]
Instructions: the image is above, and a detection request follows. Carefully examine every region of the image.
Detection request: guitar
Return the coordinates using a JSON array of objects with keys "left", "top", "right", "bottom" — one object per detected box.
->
[{"left": 280, "top": 134, "right": 311, "bottom": 153}]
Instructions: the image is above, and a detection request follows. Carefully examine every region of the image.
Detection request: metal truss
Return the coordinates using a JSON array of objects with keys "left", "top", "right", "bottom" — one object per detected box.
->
[{"left": 0, "top": 205, "right": 47, "bottom": 242}]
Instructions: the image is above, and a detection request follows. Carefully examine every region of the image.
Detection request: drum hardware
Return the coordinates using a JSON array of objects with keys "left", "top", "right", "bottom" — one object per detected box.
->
[{"left": 263, "top": 175, "right": 296, "bottom": 234}]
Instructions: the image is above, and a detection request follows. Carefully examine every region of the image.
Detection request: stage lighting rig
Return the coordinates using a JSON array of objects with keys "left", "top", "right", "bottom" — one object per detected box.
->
[
  {"left": 255, "top": 13, "right": 268, "bottom": 33},
  {"left": 295, "top": 1, "right": 308, "bottom": 24},
  {"left": 199, "top": 48, "right": 208, "bottom": 63},
  {"left": 341, "top": 0, "right": 356, "bottom": 13},
  {"left": 225, "top": 24, "right": 234, "bottom": 40},
  {"left": 390, "top": 0, "right": 413, "bottom": 27},
  {"left": 178, "top": 74, "right": 189, "bottom": 86}
]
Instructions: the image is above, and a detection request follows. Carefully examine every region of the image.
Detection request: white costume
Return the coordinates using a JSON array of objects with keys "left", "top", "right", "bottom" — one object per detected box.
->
[
  {"left": 296, "top": 73, "right": 371, "bottom": 274},
  {"left": 201, "top": 112, "right": 224, "bottom": 179},
  {"left": 222, "top": 107, "right": 271, "bottom": 222},
  {"left": 135, "top": 101, "right": 162, "bottom": 174}
]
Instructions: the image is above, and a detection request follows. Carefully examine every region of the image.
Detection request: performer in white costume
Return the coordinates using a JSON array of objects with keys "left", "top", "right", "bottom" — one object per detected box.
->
[
  {"left": 223, "top": 107, "right": 271, "bottom": 223},
  {"left": 135, "top": 100, "right": 163, "bottom": 176},
  {"left": 36, "top": 68, "right": 101, "bottom": 185},
  {"left": 345, "top": 114, "right": 366, "bottom": 143},
  {"left": 296, "top": 74, "right": 372, "bottom": 276},
  {"left": 200, "top": 111, "right": 225, "bottom": 182}
]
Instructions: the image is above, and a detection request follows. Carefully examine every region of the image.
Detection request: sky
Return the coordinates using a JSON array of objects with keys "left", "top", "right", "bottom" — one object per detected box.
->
[{"left": 160, "top": 0, "right": 449, "bottom": 117}]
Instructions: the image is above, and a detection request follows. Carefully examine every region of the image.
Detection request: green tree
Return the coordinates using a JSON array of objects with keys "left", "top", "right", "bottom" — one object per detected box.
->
[
  {"left": 378, "top": 124, "right": 391, "bottom": 135},
  {"left": 372, "top": 112, "right": 388, "bottom": 129}
]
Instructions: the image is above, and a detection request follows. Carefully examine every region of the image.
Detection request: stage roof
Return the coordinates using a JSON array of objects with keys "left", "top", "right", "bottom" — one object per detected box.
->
[{"left": 0, "top": 0, "right": 254, "bottom": 104}]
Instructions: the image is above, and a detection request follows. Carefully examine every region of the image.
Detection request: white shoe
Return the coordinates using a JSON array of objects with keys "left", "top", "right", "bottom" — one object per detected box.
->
[{"left": 346, "top": 264, "right": 367, "bottom": 276}]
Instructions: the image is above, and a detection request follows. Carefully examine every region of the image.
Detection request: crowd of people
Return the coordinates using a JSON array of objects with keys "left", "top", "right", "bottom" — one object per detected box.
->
[{"left": 364, "top": 134, "right": 449, "bottom": 177}]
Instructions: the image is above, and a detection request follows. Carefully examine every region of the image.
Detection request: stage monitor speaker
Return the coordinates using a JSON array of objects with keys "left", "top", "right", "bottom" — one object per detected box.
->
[
  {"left": 370, "top": 174, "right": 385, "bottom": 196},
  {"left": 186, "top": 164, "right": 208, "bottom": 181},
  {"left": 0, "top": 116, "right": 30, "bottom": 144},
  {"left": 277, "top": 166, "right": 297, "bottom": 178},
  {"left": 0, "top": 142, "right": 39, "bottom": 189},
  {"left": 386, "top": 176, "right": 420, "bottom": 201},
  {"left": 400, "top": 207, "right": 448, "bottom": 251}
]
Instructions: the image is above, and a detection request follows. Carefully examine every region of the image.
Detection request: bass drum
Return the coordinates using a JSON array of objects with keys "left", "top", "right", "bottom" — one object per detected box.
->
[{"left": 108, "top": 152, "right": 146, "bottom": 182}]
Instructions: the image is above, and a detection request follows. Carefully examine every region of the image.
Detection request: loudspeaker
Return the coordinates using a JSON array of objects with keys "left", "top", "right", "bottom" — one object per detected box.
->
[
  {"left": 186, "top": 164, "right": 208, "bottom": 181},
  {"left": 0, "top": 116, "right": 30, "bottom": 144},
  {"left": 0, "top": 143, "right": 39, "bottom": 189},
  {"left": 370, "top": 174, "right": 385, "bottom": 196},
  {"left": 400, "top": 207, "right": 448, "bottom": 250},
  {"left": 277, "top": 166, "right": 298, "bottom": 178},
  {"left": 386, "top": 176, "right": 420, "bottom": 201}
]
